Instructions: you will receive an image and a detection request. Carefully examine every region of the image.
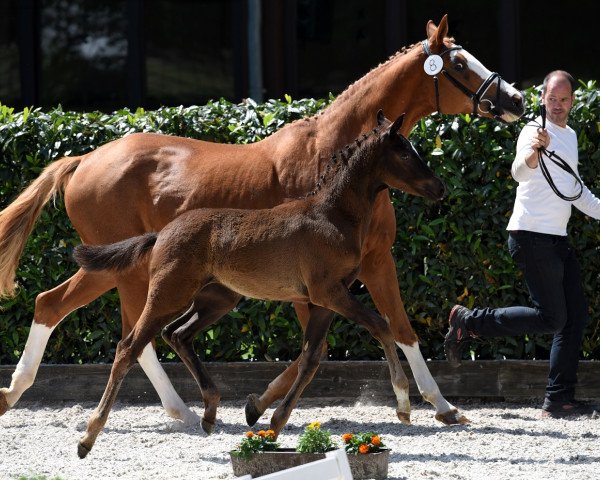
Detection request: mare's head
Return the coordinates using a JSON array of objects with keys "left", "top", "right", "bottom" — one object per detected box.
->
[
  {"left": 375, "top": 111, "right": 445, "bottom": 201},
  {"left": 422, "top": 15, "right": 524, "bottom": 122}
]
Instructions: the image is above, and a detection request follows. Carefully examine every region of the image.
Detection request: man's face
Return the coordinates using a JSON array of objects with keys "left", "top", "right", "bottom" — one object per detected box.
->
[{"left": 541, "top": 78, "right": 574, "bottom": 128}]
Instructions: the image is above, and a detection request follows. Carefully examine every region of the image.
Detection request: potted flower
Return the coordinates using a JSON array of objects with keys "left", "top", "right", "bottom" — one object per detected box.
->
[
  {"left": 296, "top": 421, "right": 336, "bottom": 453},
  {"left": 230, "top": 423, "right": 389, "bottom": 480},
  {"left": 341, "top": 431, "right": 390, "bottom": 480},
  {"left": 231, "top": 429, "right": 279, "bottom": 459}
]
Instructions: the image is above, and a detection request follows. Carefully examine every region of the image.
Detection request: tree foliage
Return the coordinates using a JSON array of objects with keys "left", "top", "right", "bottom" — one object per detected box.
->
[{"left": 1, "top": 83, "right": 599, "bottom": 365}]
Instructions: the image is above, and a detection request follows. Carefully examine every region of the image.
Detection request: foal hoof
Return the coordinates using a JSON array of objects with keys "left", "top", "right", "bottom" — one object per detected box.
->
[
  {"left": 77, "top": 441, "right": 92, "bottom": 459},
  {"left": 0, "top": 391, "right": 9, "bottom": 416},
  {"left": 201, "top": 417, "right": 215, "bottom": 435},
  {"left": 245, "top": 393, "right": 263, "bottom": 427},
  {"left": 435, "top": 408, "right": 470, "bottom": 426},
  {"left": 396, "top": 410, "right": 411, "bottom": 425}
]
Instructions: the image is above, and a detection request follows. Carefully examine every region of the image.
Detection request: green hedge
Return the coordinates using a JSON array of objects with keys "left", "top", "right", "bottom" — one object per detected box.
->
[{"left": 1, "top": 83, "right": 599, "bottom": 365}]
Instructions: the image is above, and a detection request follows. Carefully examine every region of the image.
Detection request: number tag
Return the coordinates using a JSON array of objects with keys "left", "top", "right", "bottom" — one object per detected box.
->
[{"left": 424, "top": 55, "right": 443, "bottom": 76}]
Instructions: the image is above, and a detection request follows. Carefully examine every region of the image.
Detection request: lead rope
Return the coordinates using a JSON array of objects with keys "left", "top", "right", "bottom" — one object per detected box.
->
[{"left": 536, "top": 105, "right": 583, "bottom": 201}]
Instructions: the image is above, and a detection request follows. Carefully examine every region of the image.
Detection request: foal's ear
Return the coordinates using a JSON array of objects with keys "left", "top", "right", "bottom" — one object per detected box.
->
[
  {"left": 426, "top": 14, "right": 449, "bottom": 50},
  {"left": 376, "top": 109, "right": 386, "bottom": 126},
  {"left": 390, "top": 113, "right": 405, "bottom": 136}
]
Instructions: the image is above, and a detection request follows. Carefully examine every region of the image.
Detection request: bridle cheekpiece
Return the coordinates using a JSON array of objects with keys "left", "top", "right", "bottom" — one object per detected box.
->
[{"left": 421, "top": 39, "right": 503, "bottom": 118}]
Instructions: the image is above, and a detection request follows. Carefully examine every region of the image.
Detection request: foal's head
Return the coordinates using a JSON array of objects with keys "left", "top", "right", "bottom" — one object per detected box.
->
[{"left": 373, "top": 111, "right": 445, "bottom": 201}]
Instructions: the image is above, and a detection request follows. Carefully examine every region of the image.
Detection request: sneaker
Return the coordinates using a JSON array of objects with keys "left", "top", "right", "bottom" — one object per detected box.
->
[
  {"left": 443, "top": 305, "right": 472, "bottom": 367},
  {"left": 541, "top": 399, "right": 600, "bottom": 418}
]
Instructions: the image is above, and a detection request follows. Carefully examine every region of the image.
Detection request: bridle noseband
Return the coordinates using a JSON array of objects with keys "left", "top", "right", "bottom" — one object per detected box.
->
[{"left": 422, "top": 39, "right": 503, "bottom": 118}]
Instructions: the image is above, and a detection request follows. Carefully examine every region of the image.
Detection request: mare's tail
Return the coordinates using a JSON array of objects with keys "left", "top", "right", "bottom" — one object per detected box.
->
[
  {"left": 73, "top": 233, "right": 158, "bottom": 272},
  {"left": 0, "top": 156, "right": 82, "bottom": 298}
]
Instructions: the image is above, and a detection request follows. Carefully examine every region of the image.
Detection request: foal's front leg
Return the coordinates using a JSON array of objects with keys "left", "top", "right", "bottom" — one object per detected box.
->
[
  {"left": 245, "top": 302, "right": 333, "bottom": 426},
  {"left": 317, "top": 283, "right": 413, "bottom": 424},
  {"left": 269, "top": 305, "right": 333, "bottom": 435}
]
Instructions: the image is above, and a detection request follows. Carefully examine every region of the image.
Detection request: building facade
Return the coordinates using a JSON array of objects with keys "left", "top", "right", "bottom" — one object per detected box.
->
[{"left": 1, "top": 0, "right": 598, "bottom": 112}]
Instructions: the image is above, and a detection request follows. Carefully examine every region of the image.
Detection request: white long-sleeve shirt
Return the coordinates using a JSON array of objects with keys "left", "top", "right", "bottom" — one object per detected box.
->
[{"left": 507, "top": 116, "right": 600, "bottom": 235}]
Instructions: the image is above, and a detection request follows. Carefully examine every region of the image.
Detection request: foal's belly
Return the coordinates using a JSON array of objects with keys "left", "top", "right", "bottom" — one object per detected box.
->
[{"left": 216, "top": 274, "right": 309, "bottom": 304}]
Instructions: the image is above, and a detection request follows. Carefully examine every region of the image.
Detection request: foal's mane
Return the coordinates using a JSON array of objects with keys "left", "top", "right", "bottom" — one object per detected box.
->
[{"left": 302, "top": 120, "right": 388, "bottom": 199}]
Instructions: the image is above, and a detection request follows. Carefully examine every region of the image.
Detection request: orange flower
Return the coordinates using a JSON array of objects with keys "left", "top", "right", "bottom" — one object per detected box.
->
[
  {"left": 257, "top": 430, "right": 266, "bottom": 437},
  {"left": 245, "top": 431, "right": 254, "bottom": 438},
  {"left": 342, "top": 433, "right": 353, "bottom": 443},
  {"left": 359, "top": 443, "right": 370, "bottom": 454},
  {"left": 266, "top": 429, "right": 276, "bottom": 439},
  {"left": 371, "top": 435, "right": 381, "bottom": 446}
]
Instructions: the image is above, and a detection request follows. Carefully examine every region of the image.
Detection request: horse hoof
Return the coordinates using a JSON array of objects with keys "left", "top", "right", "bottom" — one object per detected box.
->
[
  {"left": 201, "top": 417, "right": 215, "bottom": 435},
  {"left": 396, "top": 410, "right": 411, "bottom": 425},
  {"left": 0, "top": 391, "right": 9, "bottom": 416},
  {"left": 245, "top": 393, "right": 263, "bottom": 427},
  {"left": 435, "top": 409, "right": 470, "bottom": 426},
  {"left": 77, "top": 441, "right": 91, "bottom": 459}
]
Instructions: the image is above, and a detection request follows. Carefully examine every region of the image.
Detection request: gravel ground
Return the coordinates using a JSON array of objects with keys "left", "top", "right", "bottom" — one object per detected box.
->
[{"left": 1, "top": 398, "right": 599, "bottom": 480}]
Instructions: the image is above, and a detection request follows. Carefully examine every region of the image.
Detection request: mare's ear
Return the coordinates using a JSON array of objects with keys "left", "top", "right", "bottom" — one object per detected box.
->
[
  {"left": 390, "top": 113, "right": 405, "bottom": 136},
  {"left": 376, "top": 109, "right": 386, "bottom": 126},
  {"left": 426, "top": 14, "right": 448, "bottom": 51}
]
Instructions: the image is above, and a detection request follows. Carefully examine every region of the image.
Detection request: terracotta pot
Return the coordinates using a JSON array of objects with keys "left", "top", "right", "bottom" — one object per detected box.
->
[{"left": 230, "top": 448, "right": 389, "bottom": 479}]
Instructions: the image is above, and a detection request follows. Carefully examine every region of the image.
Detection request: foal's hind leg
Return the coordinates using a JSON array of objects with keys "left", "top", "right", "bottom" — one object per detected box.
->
[
  {"left": 79, "top": 272, "right": 204, "bottom": 457},
  {"left": 161, "top": 284, "right": 242, "bottom": 433},
  {"left": 117, "top": 276, "right": 200, "bottom": 425},
  {"left": 0, "top": 269, "right": 114, "bottom": 415},
  {"left": 359, "top": 247, "right": 469, "bottom": 425}
]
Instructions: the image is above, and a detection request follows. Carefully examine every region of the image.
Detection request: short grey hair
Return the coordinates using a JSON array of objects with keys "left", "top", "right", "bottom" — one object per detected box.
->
[{"left": 542, "top": 70, "right": 576, "bottom": 94}]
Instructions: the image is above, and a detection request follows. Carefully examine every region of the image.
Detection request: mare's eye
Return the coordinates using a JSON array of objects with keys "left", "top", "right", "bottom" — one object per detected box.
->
[{"left": 454, "top": 62, "right": 465, "bottom": 72}]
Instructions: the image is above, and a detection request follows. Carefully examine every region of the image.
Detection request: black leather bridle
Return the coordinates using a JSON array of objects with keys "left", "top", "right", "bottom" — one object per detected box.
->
[{"left": 422, "top": 39, "right": 503, "bottom": 118}]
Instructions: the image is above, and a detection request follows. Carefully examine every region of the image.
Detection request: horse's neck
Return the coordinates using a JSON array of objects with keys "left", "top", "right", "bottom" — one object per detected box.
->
[
  {"left": 266, "top": 43, "right": 431, "bottom": 197},
  {"left": 320, "top": 144, "right": 383, "bottom": 224},
  {"left": 316, "top": 45, "right": 432, "bottom": 141}
]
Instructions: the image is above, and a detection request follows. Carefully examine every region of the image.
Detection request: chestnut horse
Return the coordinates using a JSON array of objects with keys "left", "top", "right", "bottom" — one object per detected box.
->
[
  {"left": 73, "top": 112, "right": 444, "bottom": 457},
  {"left": 0, "top": 16, "right": 524, "bottom": 424}
]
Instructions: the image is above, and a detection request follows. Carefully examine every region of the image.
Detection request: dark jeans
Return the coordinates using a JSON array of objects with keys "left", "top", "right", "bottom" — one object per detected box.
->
[{"left": 463, "top": 230, "right": 589, "bottom": 402}]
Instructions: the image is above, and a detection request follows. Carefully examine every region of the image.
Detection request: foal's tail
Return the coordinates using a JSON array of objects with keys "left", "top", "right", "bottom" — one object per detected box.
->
[
  {"left": 73, "top": 233, "right": 158, "bottom": 273},
  {"left": 0, "top": 156, "right": 82, "bottom": 298}
]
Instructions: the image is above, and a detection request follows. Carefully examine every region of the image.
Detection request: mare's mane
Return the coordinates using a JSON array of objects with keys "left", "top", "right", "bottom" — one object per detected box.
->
[{"left": 285, "top": 34, "right": 455, "bottom": 130}]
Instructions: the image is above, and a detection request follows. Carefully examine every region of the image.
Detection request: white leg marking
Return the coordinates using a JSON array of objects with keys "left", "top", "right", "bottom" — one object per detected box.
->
[
  {"left": 1, "top": 321, "right": 54, "bottom": 408},
  {"left": 397, "top": 341, "right": 455, "bottom": 414},
  {"left": 137, "top": 343, "right": 200, "bottom": 425}
]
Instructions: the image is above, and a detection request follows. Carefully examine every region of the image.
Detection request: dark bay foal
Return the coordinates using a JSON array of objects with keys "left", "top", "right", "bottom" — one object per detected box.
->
[{"left": 73, "top": 111, "right": 445, "bottom": 458}]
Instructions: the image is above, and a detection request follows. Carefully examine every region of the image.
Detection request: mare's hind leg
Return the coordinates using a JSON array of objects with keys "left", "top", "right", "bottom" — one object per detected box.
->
[
  {"left": 269, "top": 305, "right": 333, "bottom": 435},
  {"left": 0, "top": 269, "right": 114, "bottom": 415},
  {"left": 117, "top": 275, "right": 200, "bottom": 425},
  {"left": 359, "top": 247, "right": 469, "bottom": 425},
  {"left": 245, "top": 302, "right": 332, "bottom": 426},
  {"left": 161, "top": 284, "right": 242, "bottom": 433}
]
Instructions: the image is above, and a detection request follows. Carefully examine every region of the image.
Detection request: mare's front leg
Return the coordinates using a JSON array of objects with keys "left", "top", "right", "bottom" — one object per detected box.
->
[
  {"left": 117, "top": 275, "right": 200, "bottom": 426},
  {"left": 360, "top": 247, "right": 469, "bottom": 425},
  {"left": 1, "top": 269, "right": 114, "bottom": 415},
  {"left": 360, "top": 210, "right": 469, "bottom": 425},
  {"left": 161, "top": 283, "right": 242, "bottom": 433},
  {"left": 269, "top": 305, "right": 333, "bottom": 435}
]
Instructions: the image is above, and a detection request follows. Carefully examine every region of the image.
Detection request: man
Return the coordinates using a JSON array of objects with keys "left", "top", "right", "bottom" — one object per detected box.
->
[{"left": 444, "top": 70, "right": 600, "bottom": 418}]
